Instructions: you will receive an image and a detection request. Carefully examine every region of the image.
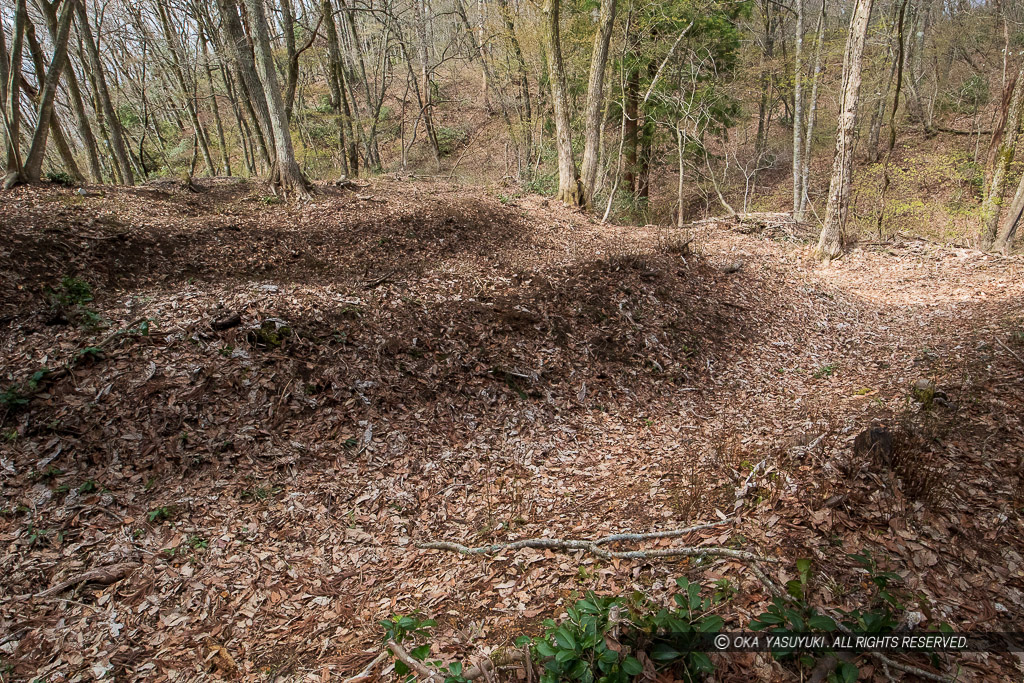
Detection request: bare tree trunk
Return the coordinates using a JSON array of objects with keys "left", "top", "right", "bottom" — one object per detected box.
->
[
  {"left": 74, "top": 0, "right": 134, "bottom": 184},
  {"left": 580, "top": 0, "right": 616, "bottom": 209},
  {"left": 281, "top": 0, "right": 300, "bottom": 121},
  {"left": 36, "top": 0, "right": 101, "bottom": 184},
  {"left": 496, "top": 0, "right": 532, "bottom": 170},
  {"left": 981, "top": 63, "right": 1024, "bottom": 247},
  {"left": 323, "top": 0, "right": 357, "bottom": 176},
  {"left": 22, "top": 0, "right": 75, "bottom": 183},
  {"left": 623, "top": 65, "right": 638, "bottom": 194},
  {"left": 798, "top": 0, "right": 825, "bottom": 218},
  {"left": 3, "top": 0, "right": 28, "bottom": 190},
  {"left": 542, "top": 0, "right": 582, "bottom": 206},
  {"left": 412, "top": 0, "right": 440, "bottom": 162},
  {"left": 994, "top": 176, "right": 1024, "bottom": 253},
  {"left": 675, "top": 125, "right": 686, "bottom": 227},
  {"left": 156, "top": 1, "right": 216, "bottom": 177},
  {"left": 792, "top": 0, "right": 804, "bottom": 218},
  {"left": 23, "top": 10, "right": 83, "bottom": 182},
  {"left": 242, "top": 0, "right": 311, "bottom": 197},
  {"left": 216, "top": 0, "right": 275, "bottom": 168},
  {"left": 818, "top": 0, "right": 874, "bottom": 260},
  {"left": 200, "top": 28, "right": 232, "bottom": 176}
]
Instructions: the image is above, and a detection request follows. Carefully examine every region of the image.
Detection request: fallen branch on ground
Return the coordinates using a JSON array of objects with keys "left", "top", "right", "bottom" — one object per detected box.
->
[
  {"left": 15, "top": 562, "right": 139, "bottom": 601},
  {"left": 417, "top": 519, "right": 779, "bottom": 563}
]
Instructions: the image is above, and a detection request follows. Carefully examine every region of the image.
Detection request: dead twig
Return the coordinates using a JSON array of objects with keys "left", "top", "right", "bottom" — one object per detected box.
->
[
  {"left": 387, "top": 640, "right": 444, "bottom": 683},
  {"left": 342, "top": 651, "right": 389, "bottom": 683},
  {"left": 14, "top": 562, "right": 139, "bottom": 601},
  {"left": 418, "top": 519, "right": 779, "bottom": 563},
  {"left": 996, "top": 337, "right": 1024, "bottom": 368}
]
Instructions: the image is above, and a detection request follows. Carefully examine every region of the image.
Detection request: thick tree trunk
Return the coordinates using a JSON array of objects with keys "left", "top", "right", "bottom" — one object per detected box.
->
[
  {"left": 981, "top": 63, "right": 1024, "bottom": 247},
  {"left": 242, "top": 0, "right": 311, "bottom": 197},
  {"left": 216, "top": 0, "right": 276, "bottom": 168},
  {"left": 74, "top": 0, "right": 134, "bottom": 184},
  {"left": 22, "top": 0, "right": 75, "bottom": 183},
  {"left": 994, "top": 176, "right": 1024, "bottom": 253},
  {"left": 580, "top": 0, "right": 616, "bottom": 210},
  {"left": 542, "top": 0, "right": 582, "bottom": 206},
  {"left": 818, "top": 0, "right": 875, "bottom": 260}
]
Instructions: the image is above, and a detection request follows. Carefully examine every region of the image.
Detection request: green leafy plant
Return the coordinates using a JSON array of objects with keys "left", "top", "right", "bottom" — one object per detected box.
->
[
  {"left": 148, "top": 506, "right": 173, "bottom": 523},
  {"left": 77, "top": 479, "right": 98, "bottom": 494},
  {"left": 45, "top": 170, "right": 77, "bottom": 187},
  {"left": 381, "top": 613, "right": 467, "bottom": 683},
  {"left": 813, "top": 364, "right": 837, "bottom": 379}
]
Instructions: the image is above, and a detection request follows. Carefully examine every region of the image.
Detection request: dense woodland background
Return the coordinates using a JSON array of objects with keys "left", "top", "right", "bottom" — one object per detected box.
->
[{"left": 3, "top": 0, "right": 1024, "bottom": 252}]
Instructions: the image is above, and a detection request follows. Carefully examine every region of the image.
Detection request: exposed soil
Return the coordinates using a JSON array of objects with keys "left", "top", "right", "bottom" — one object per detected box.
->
[{"left": 0, "top": 179, "right": 1022, "bottom": 682}]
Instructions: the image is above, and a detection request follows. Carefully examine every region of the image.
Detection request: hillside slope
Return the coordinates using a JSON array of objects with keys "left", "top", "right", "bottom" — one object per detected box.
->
[{"left": 0, "top": 179, "right": 1022, "bottom": 681}]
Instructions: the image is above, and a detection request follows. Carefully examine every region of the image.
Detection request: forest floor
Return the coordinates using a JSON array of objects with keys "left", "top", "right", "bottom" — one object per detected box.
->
[{"left": 0, "top": 178, "right": 1022, "bottom": 682}]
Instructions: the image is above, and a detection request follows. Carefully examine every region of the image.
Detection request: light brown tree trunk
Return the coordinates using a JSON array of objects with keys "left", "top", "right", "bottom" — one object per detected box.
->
[
  {"left": 3, "top": 0, "right": 28, "bottom": 190},
  {"left": 323, "top": 0, "right": 357, "bottom": 176},
  {"left": 412, "top": 0, "right": 440, "bottom": 162},
  {"left": 542, "top": 0, "right": 582, "bottom": 206},
  {"left": 242, "top": 0, "right": 311, "bottom": 197},
  {"left": 623, "top": 65, "right": 638, "bottom": 194},
  {"left": 24, "top": 11, "right": 83, "bottom": 182},
  {"left": 580, "top": 0, "right": 616, "bottom": 210},
  {"left": 981, "top": 63, "right": 1024, "bottom": 247},
  {"left": 817, "top": 0, "right": 874, "bottom": 260},
  {"left": 22, "top": 0, "right": 75, "bottom": 183},
  {"left": 157, "top": 1, "right": 216, "bottom": 178},
  {"left": 74, "top": 0, "right": 134, "bottom": 184},
  {"left": 36, "top": 0, "right": 101, "bottom": 182},
  {"left": 216, "top": 0, "right": 275, "bottom": 168},
  {"left": 994, "top": 176, "right": 1024, "bottom": 253},
  {"left": 792, "top": 0, "right": 804, "bottom": 218},
  {"left": 798, "top": 0, "right": 825, "bottom": 218}
]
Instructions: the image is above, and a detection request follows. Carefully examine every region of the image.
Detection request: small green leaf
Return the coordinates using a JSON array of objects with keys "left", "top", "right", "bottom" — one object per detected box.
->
[{"left": 621, "top": 656, "right": 643, "bottom": 675}]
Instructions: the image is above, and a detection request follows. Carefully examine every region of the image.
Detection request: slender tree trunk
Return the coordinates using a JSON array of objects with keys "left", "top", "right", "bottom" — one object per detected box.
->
[
  {"left": 23, "top": 10, "right": 83, "bottom": 182},
  {"left": 412, "top": 0, "right": 441, "bottom": 162},
  {"left": 981, "top": 63, "right": 1024, "bottom": 247},
  {"left": 817, "top": 0, "right": 875, "bottom": 260},
  {"left": 323, "top": 0, "right": 357, "bottom": 176},
  {"left": 74, "top": 0, "right": 134, "bottom": 184},
  {"left": 156, "top": 2, "right": 216, "bottom": 177},
  {"left": 580, "top": 0, "right": 616, "bottom": 209},
  {"left": 623, "top": 65, "right": 638, "bottom": 194},
  {"left": 798, "top": 0, "right": 826, "bottom": 217},
  {"left": 281, "top": 0, "right": 300, "bottom": 121},
  {"left": 792, "top": 0, "right": 804, "bottom": 218},
  {"left": 22, "top": 0, "right": 75, "bottom": 183},
  {"left": 200, "top": 28, "right": 231, "bottom": 176},
  {"left": 242, "top": 0, "right": 311, "bottom": 197},
  {"left": 496, "top": 0, "right": 532, "bottom": 170},
  {"left": 3, "top": 0, "right": 28, "bottom": 189},
  {"left": 542, "top": 0, "right": 582, "bottom": 206}
]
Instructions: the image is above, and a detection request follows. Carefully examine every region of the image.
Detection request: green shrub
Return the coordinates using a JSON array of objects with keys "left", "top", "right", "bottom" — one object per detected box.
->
[{"left": 44, "top": 170, "right": 77, "bottom": 187}]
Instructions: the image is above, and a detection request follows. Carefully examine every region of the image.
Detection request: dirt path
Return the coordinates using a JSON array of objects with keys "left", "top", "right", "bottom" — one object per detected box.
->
[{"left": 0, "top": 181, "right": 1022, "bottom": 681}]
